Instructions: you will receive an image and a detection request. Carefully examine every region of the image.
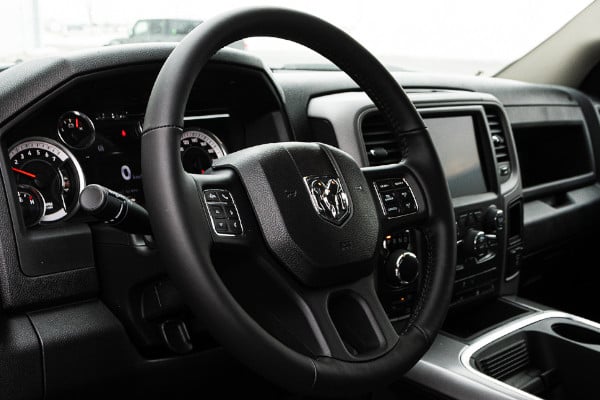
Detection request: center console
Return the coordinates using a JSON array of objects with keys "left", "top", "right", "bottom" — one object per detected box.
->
[
  {"left": 373, "top": 103, "right": 524, "bottom": 320},
  {"left": 401, "top": 297, "right": 600, "bottom": 400},
  {"left": 305, "top": 77, "right": 597, "bottom": 400},
  {"left": 307, "top": 89, "right": 526, "bottom": 345}
]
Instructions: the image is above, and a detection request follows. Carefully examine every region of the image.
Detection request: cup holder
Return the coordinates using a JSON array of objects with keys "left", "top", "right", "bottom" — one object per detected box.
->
[{"left": 551, "top": 323, "right": 600, "bottom": 345}]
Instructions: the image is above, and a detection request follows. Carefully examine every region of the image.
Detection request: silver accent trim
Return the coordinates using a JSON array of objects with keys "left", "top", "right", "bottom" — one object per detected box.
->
[
  {"left": 181, "top": 128, "right": 228, "bottom": 159},
  {"left": 57, "top": 110, "right": 96, "bottom": 150},
  {"left": 459, "top": 310, "right": 600, "bottom": 400},
  {"left": 8, "top": 136, "right": 86, "bottom": 224},
  {"left": 303, "top": 175, "right": 350, "bottom": 224},
  {"left": 393, "top": 251, "right": 419, "bottom": 285},
  {"left": 204, "top": 190, "right": 244, "bottom": 237},
  {"left": 184, "top": 113, "right": 230, "bottom": 121},
  {"left": 505, "top": 270, "right": 521, "bottom": 282}
]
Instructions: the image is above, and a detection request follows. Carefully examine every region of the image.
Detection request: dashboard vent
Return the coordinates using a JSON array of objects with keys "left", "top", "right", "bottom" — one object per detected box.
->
[
  {"left": 360, "top": 112, "right": 402, "bottom": 166},
  {"left": 485, "top": 106, "right": 512, "bottom": 181},
  {"left": 477, "top": 340, "right": 530, "bottom": 381},
  {"left": 485, "top": 107, "right": 509, "bottom": 164}
]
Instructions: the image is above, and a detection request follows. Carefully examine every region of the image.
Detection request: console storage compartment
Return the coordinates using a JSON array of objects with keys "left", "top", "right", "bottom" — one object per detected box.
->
[
  {"left": 470, "top": 316, "right": 600, "bottom": 399},
  {"left": 443, "top": 299, "right": 530, "bottom": 339}
]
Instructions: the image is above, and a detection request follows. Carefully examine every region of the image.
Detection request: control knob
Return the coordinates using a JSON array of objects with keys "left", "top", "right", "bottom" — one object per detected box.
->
[
  {"left": 463, "top": 229, "right": 497, "bottom": 262},
  {"left": 386, "top": 250, "right": 420, "bottom": 285},
  {"left": 484, "top": 205, "right": 505, "bottom": 232}
]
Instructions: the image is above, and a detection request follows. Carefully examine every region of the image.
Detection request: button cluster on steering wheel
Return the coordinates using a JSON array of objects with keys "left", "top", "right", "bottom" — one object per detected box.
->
[
  {"left": 374, "top": 178, "right": 418, "bottom": 218},
  {"left": 203, "top": 189, "right": 243, "bottom": 236}
]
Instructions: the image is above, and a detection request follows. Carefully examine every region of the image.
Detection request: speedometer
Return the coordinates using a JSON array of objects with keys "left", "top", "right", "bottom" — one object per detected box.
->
[
  {"left": 9, "top": 137, "right": 85, "bottom": 223},
  {"left": 180, "top": 129, "right": 227, "bottom": 174}
]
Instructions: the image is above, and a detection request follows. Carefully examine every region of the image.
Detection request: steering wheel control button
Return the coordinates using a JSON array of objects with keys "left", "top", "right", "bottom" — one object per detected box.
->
[
  {"left": 218, "top": 191, "right": 233, "bottom": 203},
  {"left": 374, "top": 178, "right": 418, "bottom": 218},
  {"left": 208, "top": 205, "right": 226, "bottom": 219},
  {"left": 214, "top": 220, "right": 230, "bottom": 233},
  {"left": 203, "top": 189, "right": 244, "bottom": 236},
  {"left": 391, "top": 179, "right": 407, "bottom": 188},
  {"left": 224, "top": 206, "right": 238, "bottom": 219},
  {"left": 376, "top": 180, "right": 393, "bottom": 191},
  {"left": 204, "top": 190, "right": 220, "bottom": 202},
  {"left": 228, "top": 219, "right": 242, "bottom": 234}
]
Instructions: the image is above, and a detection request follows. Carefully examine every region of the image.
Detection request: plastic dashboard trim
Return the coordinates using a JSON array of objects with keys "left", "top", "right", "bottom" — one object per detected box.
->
[{"left": 0, "top": 46, "right": 285, "bottom": 310}]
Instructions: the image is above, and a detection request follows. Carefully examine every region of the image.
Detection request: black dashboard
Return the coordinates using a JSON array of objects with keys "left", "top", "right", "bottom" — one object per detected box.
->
[{"left": 1, "top": 44, "right": 600, "bottom": 398}]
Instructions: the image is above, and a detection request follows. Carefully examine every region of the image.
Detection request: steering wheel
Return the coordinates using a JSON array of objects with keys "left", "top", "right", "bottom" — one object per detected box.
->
[{"left": 142, "top": 7, "right": 455, "bottom": 397}]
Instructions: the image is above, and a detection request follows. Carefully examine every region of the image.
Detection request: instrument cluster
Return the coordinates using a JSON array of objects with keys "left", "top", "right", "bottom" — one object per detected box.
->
[{"left": 8, "top": 110, "right": 230, "bottom": 227}]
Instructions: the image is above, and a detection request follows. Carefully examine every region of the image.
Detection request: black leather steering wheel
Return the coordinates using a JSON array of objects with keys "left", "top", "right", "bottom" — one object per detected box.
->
[{"left": 142, "top": 7, "right": 455, "bottom": 397}]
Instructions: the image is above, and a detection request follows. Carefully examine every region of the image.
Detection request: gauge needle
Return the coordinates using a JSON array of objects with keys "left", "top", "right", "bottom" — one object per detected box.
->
[{"left": 11, "top": 167, "right": 37, "bottom": 179}]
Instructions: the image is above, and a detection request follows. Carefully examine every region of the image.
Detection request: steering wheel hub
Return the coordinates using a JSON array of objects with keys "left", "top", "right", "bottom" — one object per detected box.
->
[{"left": 214, "top": 142, "right": 380, "bottom": 287}]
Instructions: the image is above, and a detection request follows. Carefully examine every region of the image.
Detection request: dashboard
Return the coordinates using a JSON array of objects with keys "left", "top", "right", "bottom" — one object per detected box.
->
[
  {"left": 4, "top": 63, "right": 284, "bottom": 230},
  {"left": 9, "top": 113, "right": 231, "bottom": 226},
  {"left": 1, "top": 44, "right": 600, "bottom": 398}
]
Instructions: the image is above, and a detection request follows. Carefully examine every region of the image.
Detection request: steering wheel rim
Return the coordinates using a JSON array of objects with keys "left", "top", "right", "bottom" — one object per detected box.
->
[{"left": 142, "top": 7, "right": 456, "bottom": 397}]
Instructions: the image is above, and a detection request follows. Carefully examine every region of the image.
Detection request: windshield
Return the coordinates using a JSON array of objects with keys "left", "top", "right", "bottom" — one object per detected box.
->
[{"left": 0, "top": 0, "right": 593, "bottom": 75}]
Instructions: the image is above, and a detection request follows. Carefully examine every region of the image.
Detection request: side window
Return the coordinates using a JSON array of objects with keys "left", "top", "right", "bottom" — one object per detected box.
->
[
  {"left": 149, "top": 20, "right": 165, "bottom": 35},
  {"left": 132, "top": 20, "right": 149, "bottom": 37},
  {"left": 169, "top": 20, "right": 200, "bottom": 35}
]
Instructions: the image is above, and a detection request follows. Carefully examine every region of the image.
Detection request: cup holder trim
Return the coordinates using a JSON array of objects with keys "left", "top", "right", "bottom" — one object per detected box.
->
[
  {"left": 459, "top": 310, "right": 600, "bottom": 400},
  {"left": 551, "top": 322, "right": 600, "bottom": 345}
]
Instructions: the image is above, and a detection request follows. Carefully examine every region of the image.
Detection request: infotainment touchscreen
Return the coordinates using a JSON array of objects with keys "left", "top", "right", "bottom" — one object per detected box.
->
[{"left": 424, "top": 115, "right": 487, "bottom": 198}]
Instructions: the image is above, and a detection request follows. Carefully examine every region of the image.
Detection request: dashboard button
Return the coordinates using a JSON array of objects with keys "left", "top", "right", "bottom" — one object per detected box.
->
[
  {"left": 209, "top": 205, "right": 226, "bottom": 219},
  {"left": 214, "top": 220, "right": 229, "bottom": 233},
  {"left": 204, "top": 190, "right": 220, "bottom": 203}
]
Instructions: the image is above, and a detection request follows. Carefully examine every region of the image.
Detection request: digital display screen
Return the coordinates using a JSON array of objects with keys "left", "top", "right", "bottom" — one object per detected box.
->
[
  {"left": 424, "top": 115, "right": 487, "bottom": 198},
  {"left": 80, "top": 119, "right": 145, "bottom": 204}
]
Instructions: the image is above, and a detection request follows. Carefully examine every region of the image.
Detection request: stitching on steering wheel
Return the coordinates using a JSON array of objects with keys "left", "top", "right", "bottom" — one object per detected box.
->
[
  {"left": 403, "top": 229, "right": 434, "bottom": 341},
  {"left": 142, "top": 124, "right": 184, "bottom": 135}
]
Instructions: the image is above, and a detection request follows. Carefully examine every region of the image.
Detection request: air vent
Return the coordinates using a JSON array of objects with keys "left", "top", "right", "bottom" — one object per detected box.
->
[
  {"left": 477, "top": 340, "right": 530, "bottom": 381},
  {"left": 485, "top": 107, "right": 510, "bottom": 164},
  {"left": 485, "top": 106, "right": 512, "bottom": 181},
  {"left": 360, "top": 112, "right": 402, "bottom": 166}
]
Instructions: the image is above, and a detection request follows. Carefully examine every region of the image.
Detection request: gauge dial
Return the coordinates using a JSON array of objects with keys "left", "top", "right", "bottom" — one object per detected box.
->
[
  {"left": 9, "top": 138, "right": 85, "bottom": 223},
  {"left": 57, "top": 111, "right": 96, "bottom": 149},
  {"left": 180, "top": 129, "right": 227, "bottom": 174},
  {"left": 17, "top": 185, "right": 46, "bottom": 227}
]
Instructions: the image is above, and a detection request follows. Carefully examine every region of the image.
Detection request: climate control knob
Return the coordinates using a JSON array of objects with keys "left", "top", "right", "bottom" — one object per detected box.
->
[
  {"left": 386, "top": 250, "right": 420, "bottom": 285},
  {"left": 463, "top": 229, "right": 497, "bottom": 262},
  {"left": 484, "top": 205, "right": 505, "bottom": 232}
]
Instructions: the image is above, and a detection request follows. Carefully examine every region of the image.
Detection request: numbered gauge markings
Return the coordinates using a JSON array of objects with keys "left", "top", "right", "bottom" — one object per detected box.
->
[
  {"left": 9, "top": 138, "right": 86, "bottom": 224},
  {"left": 180, "top": 129, "right": 227, "bottom": 174}
]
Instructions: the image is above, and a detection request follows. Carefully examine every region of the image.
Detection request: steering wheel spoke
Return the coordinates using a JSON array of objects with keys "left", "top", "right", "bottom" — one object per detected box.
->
[
  {"left": 228, "top": 248, "right": 399, "bottom": 362},
  {"left": 362, "top": 162, "right": 429, "bottom": 232},
  {"left": 190, "top": 168, "right": 258, "bottom": 247}
]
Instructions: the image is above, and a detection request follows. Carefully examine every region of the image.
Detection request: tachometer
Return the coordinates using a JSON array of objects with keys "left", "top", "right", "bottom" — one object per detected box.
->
[
  {"left": 180, "top": 129, "right": 227, "bottom": 174},
  {"left": 9, "top": 138, "right": 85, "bottom": 223}
]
